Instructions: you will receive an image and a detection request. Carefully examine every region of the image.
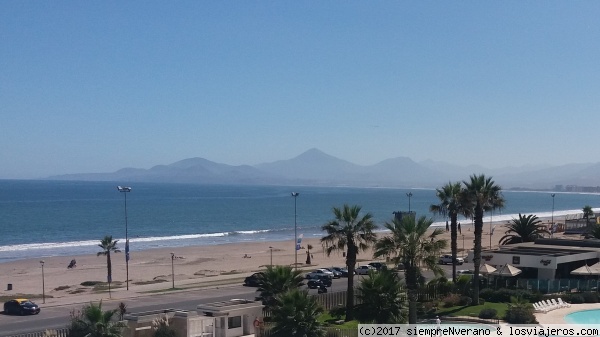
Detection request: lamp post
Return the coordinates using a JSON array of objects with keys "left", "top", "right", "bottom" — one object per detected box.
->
[
  {"left": 117, "top": 186, "right": 132, "bottom": 291},
  {"left": 291, "top": 192, "right": 299, "bottom": 270},
  {"left": 269, "top": 246, "right": 273, "bottom": 267},
  {"left": 406, "top": 192, "right": 413, "bottom": 213},
  {"left": 171, "top": 252, "right": 175, "bottom": 289},
  {"left": 40, "top": 260, "right": 45, "bottom": 304},
  {"left": 551, "top": 193, "right": 556, "bottom": 226}
]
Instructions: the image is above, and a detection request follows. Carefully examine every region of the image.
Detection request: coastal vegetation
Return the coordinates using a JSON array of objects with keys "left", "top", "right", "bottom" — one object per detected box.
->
[
  {"left": 67, "top": 301, "right": 126, "bottom": 337},
  {"left": 373, "top": 215, "right": 446, "bottom": 323},
  {"left": 355, "top": 268, "right": 407, "bottom": 323},
  {"left": 321, "top": 204, "right": 378, "bottom": 321},
  {"left": 499, "top": 214, "right": 549, "bottom": 245},
  {"left": 97, "top": 235, "right": 121, "bottom": 291},
  {"left": 463, "top": 174, "right": 505, "bottom": 305},
  {"left": 430, "top": 181, "right": 469, "bottom": 283},
  {"left": 256, "top": 265, "right": 304, "bottom": 310},
  {"left": 270, "top": 289, "right": 325, "bottom": 337}
]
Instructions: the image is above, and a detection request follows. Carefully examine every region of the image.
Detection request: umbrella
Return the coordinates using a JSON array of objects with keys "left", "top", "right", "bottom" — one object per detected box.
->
[
  {"left": 479, "top": 263, "right": 497, "bottom": 275},
  {"left": 571, "top": 264, "right": 600, "bottom": 276},
  {"left": 491, "top": 264, "right": 522, "bottom": 277}
]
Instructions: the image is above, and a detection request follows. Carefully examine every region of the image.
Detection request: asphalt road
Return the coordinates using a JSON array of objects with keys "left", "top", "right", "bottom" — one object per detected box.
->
[{"left": 0, "top": 263, "right": 467, "bottom": 336}]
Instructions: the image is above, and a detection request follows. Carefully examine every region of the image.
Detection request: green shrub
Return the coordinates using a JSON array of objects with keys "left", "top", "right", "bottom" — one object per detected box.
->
[
  {"left": 478, "top": 298, "right": 486, "bottom": 305},
  {"left": 329, "top": 306, "right": 346, "bottom": 320},
  {"left": 581, "top": 292, "right": 599, "bottom": 303},
  {"left": 570, "top": 294, "right": 585, "bottom": 304},
  {"left": 479, "top": 288, "right": 541, "bottom": 303},
  {"left": 478, "top": 308, "right": 497, "bottom": 319},
  {"left": 504, "top": 304, "right": 537, "bottom": 324},
  {"left": 80, "top": 281, "right": 102, "bottom": 287},
  {"left": 442, "top": 294, "right": 461, "bottom": 308},
  {"left": 458, "top": 296, "right": 472, "bottom": 306}
]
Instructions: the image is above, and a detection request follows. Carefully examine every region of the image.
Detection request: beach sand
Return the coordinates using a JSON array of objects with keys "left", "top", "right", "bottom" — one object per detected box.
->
[{"left": 0, "top": 217, "right": 568, "bottom": 306}]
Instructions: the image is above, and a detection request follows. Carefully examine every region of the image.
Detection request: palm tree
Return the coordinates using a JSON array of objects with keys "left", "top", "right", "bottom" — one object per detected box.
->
[
  {"left": 499, "top": 214, "right": 550, "bottom": 245},
  {"left": 430, "top": 181, "right": 470, "bottom": 283},
  {"left": 583, "top": 205, "right": 595, "bottom": 231},
  {"left": 463, "top": 174, "right": 504, "bottom": 305},
  {"left": 97, "top": 236, "right": 121, "bottom": 289},
  {"left": 256, "top": 265, "right": 304, "bottom": 310},
  {"left": 591, "top": 224, "right": 600, "bottom": 240},
  {"left": 269, "top": 289, "right": 325, "bottom": 337},
  {"left": 306, "top": 244, "right": 313, "bottom": 264},
  {"left": 355, "top": 269, "right": 407, "bottom": 324},
  {"left": 321, "top": 204, "right": 377, "bottom": 321},
  {"left": 68, "top": 301, "right": 126, "bottom": 337},
  {"left": 373, "top": 215, "right": 447, "bottom": 324}
]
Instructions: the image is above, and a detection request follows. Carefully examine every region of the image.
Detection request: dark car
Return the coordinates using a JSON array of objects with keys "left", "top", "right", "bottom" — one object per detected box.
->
[
  {"left": 3, "top": 299, "right": 40, "bottom": 315},
  {"left": 323, "top": 268, "right": 342, "bottom": 278},
  {"left": 243, "top": 273, "right": 262, "bottom": 287},
  {"left": 307, "top": 276, "right": 332, "bottom": 289},
  {"left": 331, "top": 267, "right": 351, "bottom": 277},
  {"left": 368, "top": 262, "right": 388, "bottom": 271}
]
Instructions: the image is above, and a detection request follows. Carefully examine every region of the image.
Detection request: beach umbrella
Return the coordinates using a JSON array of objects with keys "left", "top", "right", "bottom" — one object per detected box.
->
[
  {"left": 571, "top": 264, "right": 600, "bottom": 276},
  {"left": 491, "top": 264, "right": 522, "bottom": 277},
  {"left": 479, "top": 263, "right": 497, "bottom": 275}
]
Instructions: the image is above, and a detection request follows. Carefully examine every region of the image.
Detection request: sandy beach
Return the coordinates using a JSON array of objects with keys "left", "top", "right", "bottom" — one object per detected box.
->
[{"left": 0, "top": 217, "right": 567, "bottom": 306}]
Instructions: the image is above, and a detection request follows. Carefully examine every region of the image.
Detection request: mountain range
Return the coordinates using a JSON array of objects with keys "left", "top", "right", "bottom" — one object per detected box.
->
[{"left": 47, "top": 148, "right": 600, "bottom": 190}]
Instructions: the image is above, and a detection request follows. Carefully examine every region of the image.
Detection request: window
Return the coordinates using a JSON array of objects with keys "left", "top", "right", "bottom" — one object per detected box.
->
[{"left": 228, "top": 316, "right": 242, "bottom": 329}]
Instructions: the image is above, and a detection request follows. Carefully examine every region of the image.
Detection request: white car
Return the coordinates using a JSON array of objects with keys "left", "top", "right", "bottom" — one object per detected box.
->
[
  {"left": 306, "top": 268, "right": 334, "bottom": 279},
  {"left": 439, "top": 255, "right": 464, "bottom": 265},
  {"left": 355, "top": 265, "right": 376, "bottom": 275}
]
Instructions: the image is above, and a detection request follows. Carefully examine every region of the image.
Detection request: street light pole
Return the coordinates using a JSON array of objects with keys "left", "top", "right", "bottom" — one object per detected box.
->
[
  {"left": 117, "top": 186, "right": 132, "bottom": 291},
  {"left": 40, "top": 260, "right": 45, "bottom": 304},
  {"left": 171, "top": 252, "right": 175, "bottom": 289},
  {"left": 551, "top": 193, "right": 556, "bottom": 226},
  {"left": 291, "top": 192, "right": 299, "bottom": 270},
  {"left": 406, "top": 192, "right": 413, "bottom": 213},
  {"left": 269, "top": 246, "right": 273, "bottom": 267}
]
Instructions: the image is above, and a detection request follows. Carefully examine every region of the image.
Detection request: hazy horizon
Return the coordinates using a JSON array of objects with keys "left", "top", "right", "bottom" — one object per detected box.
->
[{"left": 2, "top": 2, "right": 600, "bottom": 179}]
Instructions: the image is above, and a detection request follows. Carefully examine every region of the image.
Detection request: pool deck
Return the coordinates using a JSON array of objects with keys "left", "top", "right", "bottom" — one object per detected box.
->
[{"left": 535, "top": 303, "right": 600, "bottom": 324}]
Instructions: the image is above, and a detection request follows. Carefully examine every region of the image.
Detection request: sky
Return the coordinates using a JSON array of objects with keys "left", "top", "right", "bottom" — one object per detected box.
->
[{"left": 2, "top": 1, "right": 600, "bottom": 179}]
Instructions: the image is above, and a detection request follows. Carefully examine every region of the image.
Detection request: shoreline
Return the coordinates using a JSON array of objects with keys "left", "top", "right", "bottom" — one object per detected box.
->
[
  {"left": 0, "top": 209, "right": 593, "bottom": 264},
  {"left": 0, "top": 214, "right": 576, "bottom": 305}
]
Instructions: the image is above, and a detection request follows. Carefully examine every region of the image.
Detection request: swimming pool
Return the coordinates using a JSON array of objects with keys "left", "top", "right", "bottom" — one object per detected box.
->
[{"left": 565, "top": 309, "right": 600, "bottom": 324}]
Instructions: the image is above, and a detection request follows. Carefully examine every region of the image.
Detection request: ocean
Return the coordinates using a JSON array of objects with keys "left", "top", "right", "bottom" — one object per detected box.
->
[{"left": 0, "top": 180, "right": 598, "bottom": 262}]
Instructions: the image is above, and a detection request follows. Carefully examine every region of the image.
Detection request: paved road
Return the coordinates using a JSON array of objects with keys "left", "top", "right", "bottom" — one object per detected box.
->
[
  {"left": 0, "top": 263, "right": 467, "bottom": 336},
  {"left": 0, "top": 278, "right": 351, "bottom": 336}
]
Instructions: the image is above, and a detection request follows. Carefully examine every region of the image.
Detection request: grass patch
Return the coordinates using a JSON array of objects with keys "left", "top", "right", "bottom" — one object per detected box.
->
[
  {"left": 318, "top": 312, "right": 359, "bottom": 329},
  {"left": 435, "top": 302, "right": 508, "bottom": 319},
  {"left": 54, "top": 285, "right": 71, "bottom": 291},
  {"left": 81, "top": 281, "right": 103, "bottom": 287},
  {"left": 132, "top": 279, "right": 168, "bottom": 286},
  {"left": 92, "top": 281, "right": 124, "bottom": 292},
  {"left": 68, "top": 288, "right": 87, "bottom": 294},
  {"left": 0, "top": 294, "right": 53, "bottom": 302}
]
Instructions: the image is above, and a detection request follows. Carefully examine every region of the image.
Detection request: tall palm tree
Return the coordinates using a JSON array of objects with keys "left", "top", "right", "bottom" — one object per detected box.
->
[
  {"left": 68, "top": 301, "right": 126, "bottom": 337},
  {"left": 430, "top": 181, "right": 470, "bottom": 283},
  {"left": 583, "top": 205, "right": 595, "bottom": 231},
  {"left": 373, "top": 215, "right": 447, "bottom": 324},
  {"left": 463, "top": 174, "right": 504, "bottom": 304},
  {"left": 321, "top": 204, "right": 377, "bottom": 321},
  {"left": 256, "top": 265, "right": 304, "bottom": 310},
  {"left": 270, "top": 289, "right": 325, "bottom": 337},
  {"left": 306, "top": 244, "right": 313, "bottom": 264},
  {"left": 355, "top": 269, "right": 407, "bottom": 324},
  {"left": 97, "top": 236, "right": 121, "bottom": 287},
  {"left": 499, "top": 214, "right": 550, "bottom": 245}
]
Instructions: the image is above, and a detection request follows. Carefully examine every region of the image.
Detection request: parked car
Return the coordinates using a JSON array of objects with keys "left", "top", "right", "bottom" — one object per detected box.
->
[
  {"left": 323, "top": 268, "right": 342, "bottom": 278},
  {"left": 355, "top": 265, "right": 376, "bottom": 275},
  {"left": 306, "top": 268, "right": 334, "bottom": 279},
  {"left": 3, "top": 299, "right": 41, "bottom": 315},
  {"left": 243, "top": 273, "right": 262, "bottom": 287},
  {"left": 368, "top": 262, "right": 388, "bottom": 271},
  {"left": 331, "top": 266, "right": 351, "bottom": 277},
  {"left": 307, "top": 276, "right": 332, "bottom": 288},
  {"left": 439, "top": 254, "right": 464, "bottom": 265}
]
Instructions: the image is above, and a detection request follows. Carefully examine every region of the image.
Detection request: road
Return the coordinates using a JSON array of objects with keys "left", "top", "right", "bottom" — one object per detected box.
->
[{"left": 0, "top": 263, "right": 467, "bottom": 336}]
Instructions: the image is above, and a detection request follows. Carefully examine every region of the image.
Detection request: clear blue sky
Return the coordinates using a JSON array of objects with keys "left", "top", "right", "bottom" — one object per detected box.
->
[{"left": 2, "top": 1, "right": 600, "bottom": 179}]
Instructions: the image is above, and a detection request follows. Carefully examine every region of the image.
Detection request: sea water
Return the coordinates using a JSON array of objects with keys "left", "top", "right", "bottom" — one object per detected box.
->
[{"left": 0, "top": 180, "right": 598, "bottom": 262}]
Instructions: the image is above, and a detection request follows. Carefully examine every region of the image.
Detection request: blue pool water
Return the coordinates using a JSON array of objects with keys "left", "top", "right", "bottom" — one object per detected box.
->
[{"left": 565, "top": 309, "right": 600, "bottom": 324}]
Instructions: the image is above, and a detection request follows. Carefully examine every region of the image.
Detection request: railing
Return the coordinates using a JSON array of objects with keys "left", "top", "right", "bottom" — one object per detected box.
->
[
  {"left": 515, "top": 278, "right": 600, "bottom": 293},
  {"left": 3, "top": 328, "right": 69, "bottom": 337}
]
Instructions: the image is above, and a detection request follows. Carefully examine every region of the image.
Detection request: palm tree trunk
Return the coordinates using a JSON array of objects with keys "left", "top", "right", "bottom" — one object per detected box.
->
[
  {"left": 405, "top": 266, "right": 418, "bottom": 324},
  {"left": 345, "top": 244, "right": 357, "bottom": 321},
  {"left": 106, "top": 252, "right": 112, "bottom": 283},
  {"left": 472, "top": 204, "right": 483, "bottom": 305},
  {"left": 450, "top": 213, "right": 458, "bottom": 283}
]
